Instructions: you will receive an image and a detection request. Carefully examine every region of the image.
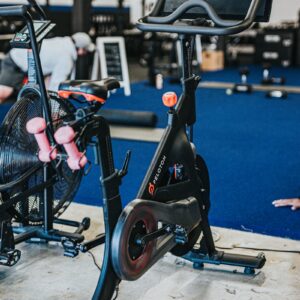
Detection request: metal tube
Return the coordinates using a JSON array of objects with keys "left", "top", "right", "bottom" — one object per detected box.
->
[{"left": 24, "top": 12, "right": 53, "bottom": 135}]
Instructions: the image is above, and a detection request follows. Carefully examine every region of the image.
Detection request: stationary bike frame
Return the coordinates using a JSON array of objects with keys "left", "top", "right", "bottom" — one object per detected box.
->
[
  {"left": 93, "top": 33, "right": 209, "bottom": 299},
  {"left": 94, "top": 31, "right": 262, "bottom": 299},
  {"left": 94, "top": 0, "right": 269, "bottom": 298},
  {"left": 0, "top": 1, "right": 268, "bottom": 299}
]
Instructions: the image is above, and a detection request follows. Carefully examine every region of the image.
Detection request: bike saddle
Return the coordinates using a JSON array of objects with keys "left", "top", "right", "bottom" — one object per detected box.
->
[{"left": 58, "top": 78, "right": 121, "bottom": 103}]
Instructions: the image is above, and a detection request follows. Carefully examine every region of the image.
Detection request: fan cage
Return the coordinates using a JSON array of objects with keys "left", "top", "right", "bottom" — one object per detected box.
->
[{"left": 0, "top": 93, "right": 83, "bottom": 225}]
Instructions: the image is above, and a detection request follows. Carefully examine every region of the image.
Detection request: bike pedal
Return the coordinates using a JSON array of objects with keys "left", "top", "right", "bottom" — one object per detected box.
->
[
  {"left": 174, "top": 226, "right": 188, "bottom": 245},
  {"left": 64, "top": 249, "right": 79, "bottom": 258},
  {"left": 0, "top": 249, "right": 21, "bottom": 267},
  {"left": 62, "top": 238, "right": 79, "bottom": 258}
]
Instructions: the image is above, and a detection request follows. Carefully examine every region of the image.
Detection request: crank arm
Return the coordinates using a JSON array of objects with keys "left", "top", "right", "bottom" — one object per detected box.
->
[
  {"left": 135, "top": 225, "right": 172, "bottom": 247},
  {"left": 111, "top": 197, "right": 201, "bottom": 281}
]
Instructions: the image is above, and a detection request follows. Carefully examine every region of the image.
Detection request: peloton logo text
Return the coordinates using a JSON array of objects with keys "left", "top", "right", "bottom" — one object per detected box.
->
[{"left": 148, "top": 155, "right": 167, "bottom": 196}]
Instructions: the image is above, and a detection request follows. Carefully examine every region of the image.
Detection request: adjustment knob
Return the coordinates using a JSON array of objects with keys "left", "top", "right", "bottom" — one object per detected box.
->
[{"left": 162, "top": 92, "right": 177, "bottom": 108}]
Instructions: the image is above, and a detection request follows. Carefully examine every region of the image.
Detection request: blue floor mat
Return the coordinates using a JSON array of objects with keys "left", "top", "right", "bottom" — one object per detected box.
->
[
  {"left": 201, "top": 65, "right": 300, "bottom": 86},
  {"left": 78, "top": 65, "right": 300, "bottom": 240},
  {"left": 1, "top": 65, "right": 300, "bottom": 240}
]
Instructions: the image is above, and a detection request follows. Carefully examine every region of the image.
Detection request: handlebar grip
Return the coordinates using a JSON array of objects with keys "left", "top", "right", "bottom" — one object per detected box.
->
[{"left": 0, "top": 5, "right": 27, "bottom": 17}]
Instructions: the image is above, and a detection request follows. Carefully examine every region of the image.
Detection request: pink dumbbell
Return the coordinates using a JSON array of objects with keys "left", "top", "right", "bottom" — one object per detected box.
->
[
  {"left": 54, "top": 126, "right": 88, "bottom": 170},
  {"left": 26, "top": 117, "right": 57, "bottom": 162}
]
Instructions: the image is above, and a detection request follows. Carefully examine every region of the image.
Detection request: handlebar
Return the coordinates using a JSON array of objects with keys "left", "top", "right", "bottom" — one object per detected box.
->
[
  {"left": 0, "top": 5, "right": 27, "bottom": 17},
  {"left": 137, "top": 0, "right": 261, "bottom": 36},
  {"left": 28, "top": 0, "right": 47, "bottom": 20}
]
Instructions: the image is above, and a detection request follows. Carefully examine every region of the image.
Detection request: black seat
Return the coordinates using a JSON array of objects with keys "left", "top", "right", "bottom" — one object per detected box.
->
[{"left": 58, "top": 78, "right": 120, "bottom": 103}]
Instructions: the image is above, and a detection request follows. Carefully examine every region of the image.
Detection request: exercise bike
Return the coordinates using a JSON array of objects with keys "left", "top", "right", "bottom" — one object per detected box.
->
[
  {"left": 0, "top": 1, "right": 119, "bottom": 266},
  {"left": 91, "top": 0, "right": 272, "bottom": 298},
  {"left": 0, "top": 0, "right": 272, "bottom": 299}
]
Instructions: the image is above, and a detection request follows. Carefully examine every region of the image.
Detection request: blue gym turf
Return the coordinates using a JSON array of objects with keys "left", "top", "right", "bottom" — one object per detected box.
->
[{"left": 2, "top": 65, "right": 300, "bottom": 240}]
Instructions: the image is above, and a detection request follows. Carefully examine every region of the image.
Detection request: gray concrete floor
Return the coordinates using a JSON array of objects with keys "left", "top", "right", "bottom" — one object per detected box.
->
[{"left": 1, "top": 203, "right": 300, "bottom": 300}]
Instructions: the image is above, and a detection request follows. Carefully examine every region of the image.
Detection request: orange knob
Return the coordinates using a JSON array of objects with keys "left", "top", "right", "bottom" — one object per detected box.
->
[{"left": 162, "top": 92, "right": 177, "bottom": 108}]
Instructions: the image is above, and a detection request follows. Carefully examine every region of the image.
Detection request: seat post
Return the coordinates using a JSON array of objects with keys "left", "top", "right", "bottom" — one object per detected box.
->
[
  {"left": 179, "top": 34, "right": 195, "bottom": 82},
  {"left": 178, "top": 34, "right": 197, "bottom": 142}
]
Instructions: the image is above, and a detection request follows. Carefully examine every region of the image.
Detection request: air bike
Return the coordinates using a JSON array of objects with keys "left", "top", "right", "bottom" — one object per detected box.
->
[
  {"left": 0, "top": 0, "right": 272, "bottom": 299},
  {"left": 0, "top": 0, "right": 118, "bottom": 266}
]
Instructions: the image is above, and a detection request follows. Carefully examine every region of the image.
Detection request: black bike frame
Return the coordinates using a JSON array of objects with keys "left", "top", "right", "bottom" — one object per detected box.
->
[
  {"left": 138, "top": 35, "right": 198, "bottom": 200},
  {"left": 0, "top": 1, "right": 268, "bottom": 298},
  {"left": 94, "top": 10, "right": 267, "bottom": 292},
  {"left": 0, "top": 5, "right": 53, "bottom": 133},
  {"left": 93, "top": 34, "right": 216, "bottom": 299}
]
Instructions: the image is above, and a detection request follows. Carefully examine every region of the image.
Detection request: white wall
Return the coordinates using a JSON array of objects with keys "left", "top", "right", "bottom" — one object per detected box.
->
[{"left": 269, "top": 0, "right": 300, "bottom": 23}]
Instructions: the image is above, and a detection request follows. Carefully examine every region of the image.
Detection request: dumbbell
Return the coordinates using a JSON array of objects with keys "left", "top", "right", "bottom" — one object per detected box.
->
[
  {"left": 26, "top": 117, "right": 57, "bottom": 162},
  {"left": 226, "top": 67, "right": 253, "bottom": 95},
  {"left": 261, "top": 63, "right": 285, "bottom": 85},
  {"left": 266, "top": 90, "right": 288, "bottom": 100},
  {"left": 54, "top": 126, "right": 88, "bottom": 171}
]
